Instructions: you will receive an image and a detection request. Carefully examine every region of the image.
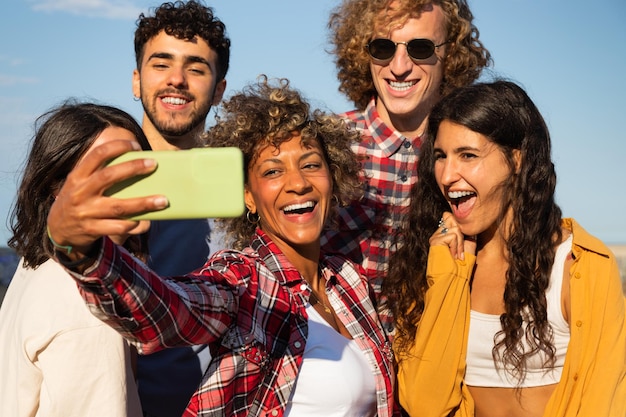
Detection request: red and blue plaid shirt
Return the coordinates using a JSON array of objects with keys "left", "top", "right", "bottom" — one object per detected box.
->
[
  {"left": 71, "top": 230, "right": 396, "bottom": 417},
  {"left": 322, "top": 97, "right": 421, "bottom": 334}
]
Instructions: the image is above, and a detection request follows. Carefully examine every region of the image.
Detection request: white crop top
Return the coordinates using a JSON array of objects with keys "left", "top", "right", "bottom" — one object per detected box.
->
[
  {"left": 284, "top": 304, "right": 377, "bottom": 417},
  {"left": 465, "top": 235, "right": 572, "bottom": 388}
]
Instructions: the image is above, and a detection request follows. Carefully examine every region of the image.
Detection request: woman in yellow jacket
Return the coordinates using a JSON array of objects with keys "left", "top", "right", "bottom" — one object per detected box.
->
[{"left": 384, "top": 81, "right": 626, "bottom": 417}]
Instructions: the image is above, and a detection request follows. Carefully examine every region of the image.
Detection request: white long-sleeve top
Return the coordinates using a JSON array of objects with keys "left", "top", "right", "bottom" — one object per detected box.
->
[{"left": 0, "top": 258, "right": 142, "bottom": 417}]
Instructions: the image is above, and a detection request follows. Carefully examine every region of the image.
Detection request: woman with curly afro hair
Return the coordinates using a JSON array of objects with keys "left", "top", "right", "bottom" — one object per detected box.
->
[{"left": 45, "top": 77, "right": 399, "bottom": 417}]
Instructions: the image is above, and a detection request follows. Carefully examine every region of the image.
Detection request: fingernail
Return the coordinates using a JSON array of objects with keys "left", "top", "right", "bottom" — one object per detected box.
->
[
  {"left": 131, "top": 141, "right": 141, "bottom": 150},
  {"left": 153, "top": 196, "right": 168, "bottom": 209}
]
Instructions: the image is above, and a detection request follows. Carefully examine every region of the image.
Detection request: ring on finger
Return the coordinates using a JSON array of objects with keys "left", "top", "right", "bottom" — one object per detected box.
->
[{"left": 441, "top": 227, "right": 449, "bottom": 235}]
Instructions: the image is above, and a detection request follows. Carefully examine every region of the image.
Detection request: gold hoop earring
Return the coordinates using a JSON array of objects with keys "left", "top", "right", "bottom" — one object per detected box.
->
[{"left": 246, "top": 211, "right": 260, "bottom": 224}]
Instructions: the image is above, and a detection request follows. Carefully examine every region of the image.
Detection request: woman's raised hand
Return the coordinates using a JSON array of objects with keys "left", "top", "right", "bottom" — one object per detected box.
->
[
  {"left": 428, "top": 212, "right": 477, "bottom": 260},
  {"left": 46, "top": 139, "right": 167, "bottom": 260}
]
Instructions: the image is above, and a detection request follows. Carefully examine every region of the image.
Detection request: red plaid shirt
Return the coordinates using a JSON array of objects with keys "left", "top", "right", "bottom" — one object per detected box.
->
[
  {"left": 322, "top": 97, "right": 421, "bottom": 334},
  {"left": 70, "top": 230, "right": 396, "bottom": 417}
]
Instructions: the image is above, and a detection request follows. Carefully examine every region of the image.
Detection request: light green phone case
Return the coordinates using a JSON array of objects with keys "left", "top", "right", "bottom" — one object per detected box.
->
[{"left": 104, "top": 147, "right": 245, "bottom": 220}]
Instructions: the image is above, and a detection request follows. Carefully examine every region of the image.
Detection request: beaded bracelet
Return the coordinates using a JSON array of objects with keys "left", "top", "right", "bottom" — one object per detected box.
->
[{"left": 46, "top": 226, "right": 72, "bottom": 254}]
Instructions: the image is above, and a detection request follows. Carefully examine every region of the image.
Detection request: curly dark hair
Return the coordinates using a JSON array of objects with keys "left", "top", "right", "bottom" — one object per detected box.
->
[
  {"left": 328, "top": 0, "right": 492, "bottom": 110},
  {"left": 202, "top": 76, "right": 363, "bottom": 250},
  {"left": 8, "top": 101, "right": 151, "bottom": 268},
  {"left": 384, "top": 80, "right": 563, "bottom": 385},
  {"left": 134, "top": 0, "right": 230, "bottom": 81}
]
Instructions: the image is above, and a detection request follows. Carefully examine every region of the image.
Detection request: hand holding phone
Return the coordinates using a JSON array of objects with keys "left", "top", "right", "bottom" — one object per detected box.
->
[{"left": 104, "top": 147, "right": 245, "bottom": 220}]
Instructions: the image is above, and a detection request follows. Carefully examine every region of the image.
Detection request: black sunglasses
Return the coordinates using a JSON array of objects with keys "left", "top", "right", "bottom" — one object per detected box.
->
[{"left": 366, "top": 38, "right": 448, "bottom": 62}]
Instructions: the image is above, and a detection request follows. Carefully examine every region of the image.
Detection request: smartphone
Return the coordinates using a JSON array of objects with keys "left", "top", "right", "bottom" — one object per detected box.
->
[{"left": 104, "top": 147, "right": 245, "bottom": 220}]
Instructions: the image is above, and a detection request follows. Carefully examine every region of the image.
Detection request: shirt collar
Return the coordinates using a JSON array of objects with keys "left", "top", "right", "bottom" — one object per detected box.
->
[
  {"left": 249, "top": 229, "right": 305, "bottom": 285},
  {"left": 364, "top": 96, "right": 417, "bottom": 157},
  {"left": 563, "top": 218, "right": 612, "bottom": 258}
]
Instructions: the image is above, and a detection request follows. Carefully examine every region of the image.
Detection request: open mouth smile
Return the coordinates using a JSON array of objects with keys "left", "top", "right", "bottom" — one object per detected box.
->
[
  {"left": 282, "top": 201, "right": 316, "bottom": 215},
  {"left": 161, "top": 96, "right": 190, "bottom": 105},
  {"left": 388, "top": 80, "right": 417, "bottom": 91}
]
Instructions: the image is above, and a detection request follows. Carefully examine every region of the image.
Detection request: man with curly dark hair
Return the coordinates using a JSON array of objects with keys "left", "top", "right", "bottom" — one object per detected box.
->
[
  {"left": 322, "top": 0, "right": 492, "bottom": 335},
  {"left": 132, "top": 0, "right": 229, "bottom": 149},
  {"left": 130, "top": 2, "right": 230, "bottom": 416}
]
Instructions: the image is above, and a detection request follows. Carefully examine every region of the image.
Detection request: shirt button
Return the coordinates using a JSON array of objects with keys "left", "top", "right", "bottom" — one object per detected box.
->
[
  {"left": 574, "top": 272, "right": 581, "bottom": 279},
  {"left": 403, "top": 141, "right": 411, "bottom": 148},
  {"left": 400, "top": 175, "right": 407, "bottom": 182},
  {"left": 294, "top": 341, "right": 302, "bottom": 349},
  {"left": 271, "top": 410, "right": 279, "bottom": 416},
  {"left": 299, "top": 283, "right": 308, "bottom": 291},
  {"left": 576, "top": 320, "right": 583, "bottom": 327}
]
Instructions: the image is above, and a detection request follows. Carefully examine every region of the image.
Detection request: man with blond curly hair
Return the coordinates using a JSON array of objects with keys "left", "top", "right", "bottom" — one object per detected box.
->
[{"left": 322, "top": 0, "right": 491, "bottom": 335}]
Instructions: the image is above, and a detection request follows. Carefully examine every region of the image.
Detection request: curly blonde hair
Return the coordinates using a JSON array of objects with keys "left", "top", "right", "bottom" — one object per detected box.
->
[
  {"left": 329, "top": 0, "right": 492, "bottom": 110},
  {"left": 202, "top": 76, "right": 363, "bottom": 250}
]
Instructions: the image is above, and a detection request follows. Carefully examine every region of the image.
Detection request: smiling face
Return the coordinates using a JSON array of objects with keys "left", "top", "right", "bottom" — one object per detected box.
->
[
  {"left": 370, "top": 5, "right": 447, "bottom": 132},
  {"left": 433, "top": 120, "right": 517, "bottom": 238},
  {"left": 133, "top": 31, "right": 226, "bottom": 149},
  {"left": 244, "top": 134, "right": 333, "bottom": 259}
]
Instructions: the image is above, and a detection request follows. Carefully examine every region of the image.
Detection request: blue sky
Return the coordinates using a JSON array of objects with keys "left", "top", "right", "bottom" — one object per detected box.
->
[{"left": 1, "top": 0, "right": 625, "bottom": 245}]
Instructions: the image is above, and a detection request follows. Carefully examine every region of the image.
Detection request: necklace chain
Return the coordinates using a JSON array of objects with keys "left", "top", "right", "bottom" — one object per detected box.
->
[
  {"left": 308, "top": 290, "right": 331, "bottom": 314},
  {"left": 309, "top": 265, "right": 332, "bottom": 314}
]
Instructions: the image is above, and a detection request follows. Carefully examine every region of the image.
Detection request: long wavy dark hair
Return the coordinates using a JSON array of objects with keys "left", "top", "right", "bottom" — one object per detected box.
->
[
  {"left": 8, "top": 101, "right": 151, "bottom": 268},
  {"left": 384, "top": 80, "right": 563, "bottom": 383}
]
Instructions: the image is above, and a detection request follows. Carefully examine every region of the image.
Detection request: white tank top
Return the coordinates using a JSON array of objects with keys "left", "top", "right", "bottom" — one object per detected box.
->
[
  {"left": 284, "top": 304, "right": 377, "bottom": 417},
  {"left": 465, "top": 235, "right": 572, "bottom": 387}
]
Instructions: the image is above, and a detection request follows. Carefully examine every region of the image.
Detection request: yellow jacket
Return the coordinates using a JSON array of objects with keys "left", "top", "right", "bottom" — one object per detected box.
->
[{"left": 397, "top": 218, "right": 626, "bottom": 417}]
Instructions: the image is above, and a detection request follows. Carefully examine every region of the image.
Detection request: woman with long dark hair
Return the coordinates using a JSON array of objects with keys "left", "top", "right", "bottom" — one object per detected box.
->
[
  {"left": 0, "top": 101, "right": 151, "bottom": 416},
  {"left": 384, "top": 81, "right": 626, "bottom": 417}
]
